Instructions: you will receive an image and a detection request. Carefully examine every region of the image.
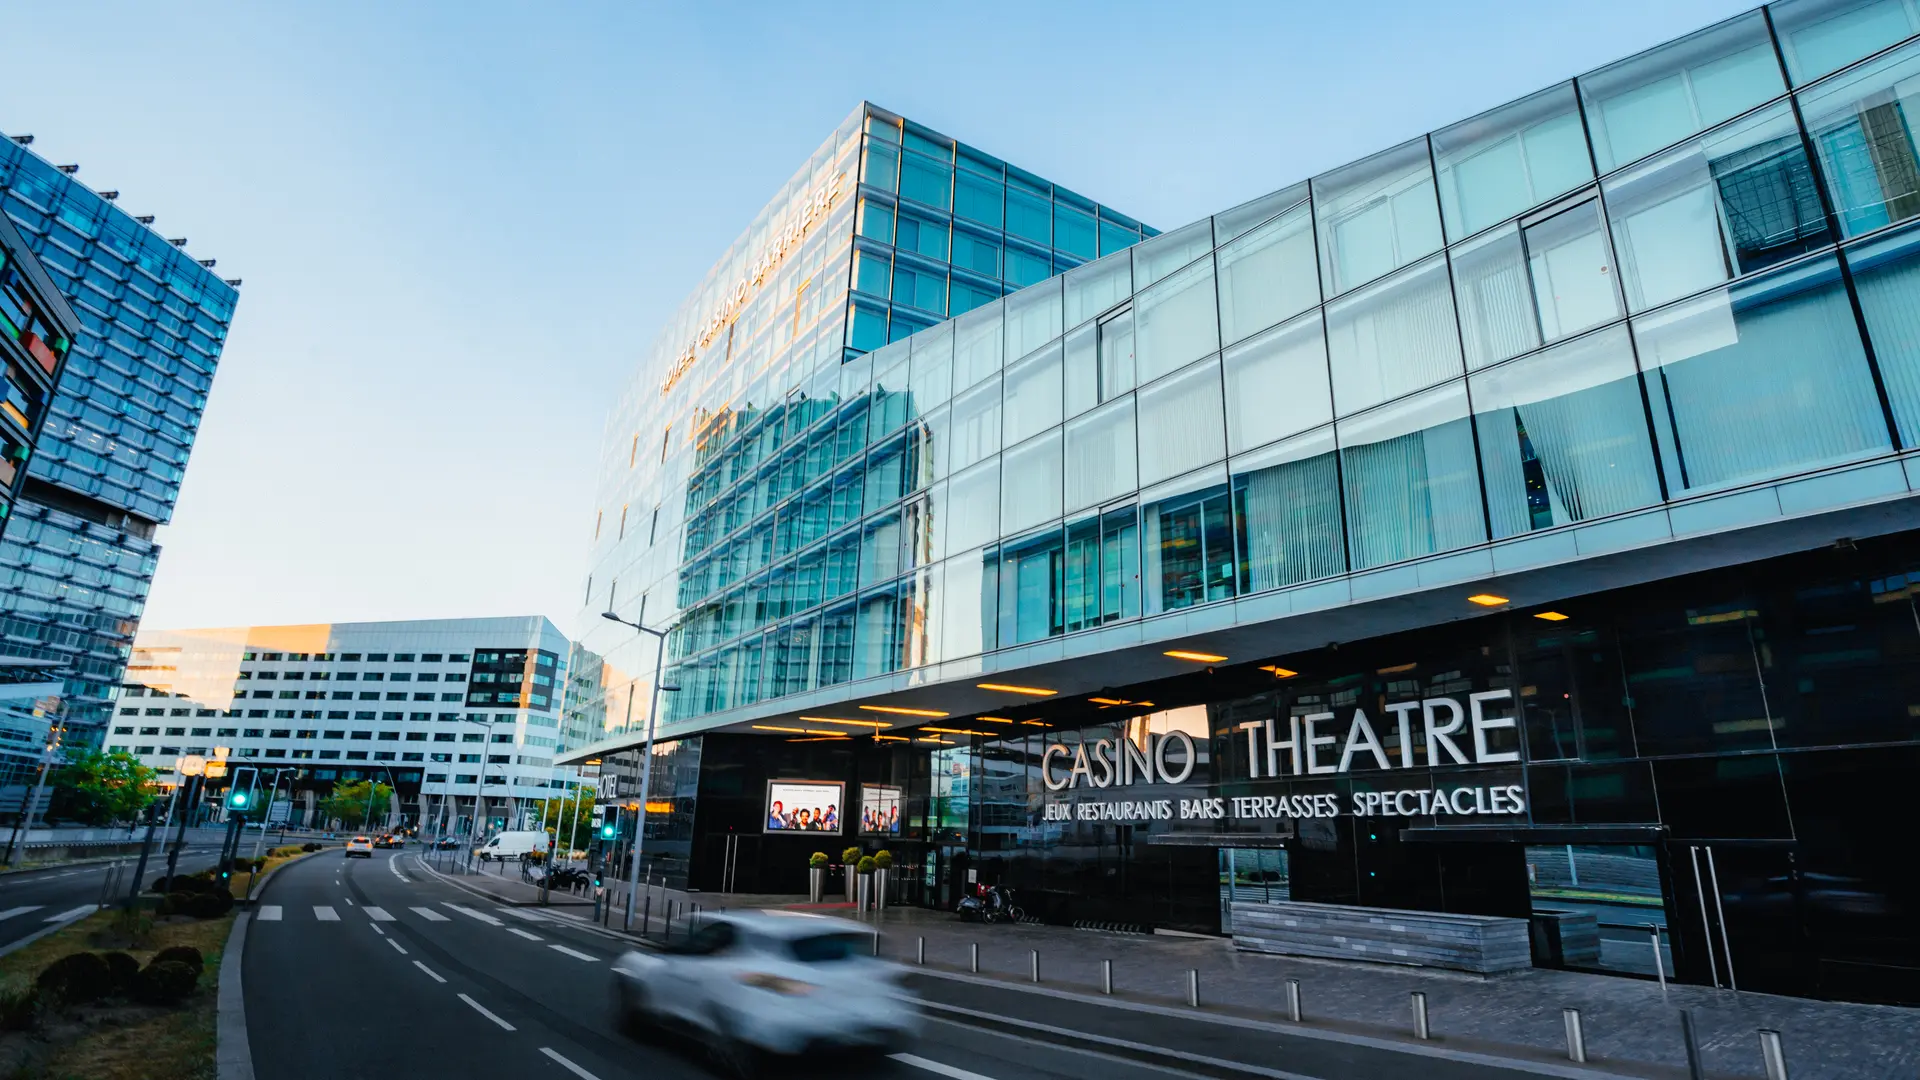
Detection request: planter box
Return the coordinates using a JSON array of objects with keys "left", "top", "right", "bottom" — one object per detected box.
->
[{"left": 1230, "top": 900, "right": 1532, "bottom": 975}]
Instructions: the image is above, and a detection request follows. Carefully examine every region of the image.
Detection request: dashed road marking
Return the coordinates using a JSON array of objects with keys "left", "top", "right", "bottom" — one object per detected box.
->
[
  {"left": 388, "top": 853, "right": 411, "bottom": 883},
  {"left": 539, "top": 1047, "right": 602, "bottom": 1080},
  {"left": 548, "top": 944, "right": 598, "bottom": 962},
  {"left": 344, "top": 898, "right": 355, "bottom": 907},
  {"left": 498, "top": 907, "right": 549, "bottom": 922},
  {"left": 443, "top": 902, "right": 502, "bottom": 926},
  {"left": 506, "top": 928, "right": 543, "bottom": 942},
  {"left": 410, "top": 906, "right": 450, "bottom": 922},
  {"left": 0, "top": 906, "right": 43, "bottom": 922},
  {"left": 412, "top": 960, "right": 445, "bottom": 983},
  {"left": 256, "top": 905, "right": 282, "bottom": 921},
  {"left": 44, "top": 905, "right": 96, "bottom": 923},
  {"left": 386, "top": 938, "right": 407, "bottom": 955},
  {"left": 891, "top": 1054, "right": 997, "bottom": 1080},
  {"left": 313, "top": 906, "right": 340, "bottom": 922},
  {"left": 365, "top": 906, "right": 395, "bottom": 921},
  {"left": 458, "top": 993, "right": 515, "bottom": 1031}
]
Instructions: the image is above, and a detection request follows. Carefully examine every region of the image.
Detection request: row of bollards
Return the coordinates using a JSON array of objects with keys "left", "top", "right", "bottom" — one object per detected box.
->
[{"left": 914, "top": 936, "right": 1791, "bottom": 1076}]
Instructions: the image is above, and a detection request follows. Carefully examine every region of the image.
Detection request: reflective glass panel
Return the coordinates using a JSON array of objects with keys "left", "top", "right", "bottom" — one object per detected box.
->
[
  {"left": 1773, "top": 0, "right": 1920, "bottom": 85},
  {"left": 1221, "top": 311, "right": 1332, "bottom": 454},
  {"left": 1213, "top": 182, "right": 1309, "bottom": 245},
  {"left": 1142, "top": 468, "right": 1235, "bottom": 614},
  {"left": 1133, "top": 219, "right": 1214, "bottom": 289},
  {"left": 1450, "top": 225, "right": 1541, "bottom": 368},
  {"left": 1314, "top": 138, "right": 1445, "bottom": 296},
  {"left": 1470, "top": 326, "right": 1663, "bottom": 538},
  {"left": 1634, "top": 255, "right": 1890, "bottom": 493},
  {"left": 952, "top": 300, "right": 1004, "bottom": 392},
  {"left": 1216, "top": 201, "right": 1320, "bottom": 345},
  {"left": 940, "top": 550, "right": 995, "bottom": 659},
  {"left": 1581, "top": 11, "right": 1786, "bottom": 173},
  {"left": 1433, "top": 82, "right": 1594, "bottom": 240},
  {"left": 1337, "top": 382, "right": 1485, "bottom": 570},
  {"left": 1525, "top": 199, "right": 1623, "bottom": 341},
  {"left": 1845, "top": 219, "right": 1920, "bottom": 442},
  {"left": 1137, "top": 357, "right": 1226, "bottom": 487},
  {"left": 908, "top": 322, "right": 954, "bottom": 412},
  {"left": 1325, "top": 254, "right": 1465, "bottom": 414},
  {"left": 1605, "top": 103, "right": 1831, "bottom": 313},
  {"left": 948, "top": 375, "right": 1002, "bottom": 473},
  {"left": 997, "top": 526, "right": 1064, "bottom": 645},
  {"left": 1005, "top": 277, "right": 1062, "bottom": 360},
  {"left": 1230, "top": 427, "right": 1347, "bottom": 593},
  {"left": 1063, "top": 321, "right": 1098, "bottom": 417},
  {"left": 1133, "top": 257, "right": 1220, "bottom": 385},
  {"left": 1098, "top": 308, "right": 1137, "bottom": 401},
  {"left": 1064, "top": 395, "right": 1137, "bottom": 511},
  {"left": 1800, "top": 38, "right": 1920, "bottom": 236},
  {"left": 1064, "top": 250, "right": 1132, "bottom": 328},
  {"left": 1001, "top": 430, "right": 1063, "bottom": 534},
  {"left": 946, "top": 459, "right": 1001, "bottom": 554},
  {"left": 1002, "top": 340, "right": 1063, "bottom": 446}
]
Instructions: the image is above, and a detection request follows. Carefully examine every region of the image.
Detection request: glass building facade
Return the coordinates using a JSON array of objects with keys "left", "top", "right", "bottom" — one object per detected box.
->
[
  {"left": 566, "top": 4, "right": 1920, "bottom": 1006},
  {"left": 0, "top": 135, "right": 240, "bottom": 743}
]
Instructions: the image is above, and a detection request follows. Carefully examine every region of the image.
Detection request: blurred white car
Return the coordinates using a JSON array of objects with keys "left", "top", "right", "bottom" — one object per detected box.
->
[
  {"left": 344, "top": 836, "right": 373, "bottom": 858},
  {"left": 609, "top": 911, "right": 918, "bottom": 1068}
]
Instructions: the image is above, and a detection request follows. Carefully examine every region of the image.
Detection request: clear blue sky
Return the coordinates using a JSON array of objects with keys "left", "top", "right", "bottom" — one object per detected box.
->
[{"left": 3, "top": 0, "right": 1753, "bottom": 632}]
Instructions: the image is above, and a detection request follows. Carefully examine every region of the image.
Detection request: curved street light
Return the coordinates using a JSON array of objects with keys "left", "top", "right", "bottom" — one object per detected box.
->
[{"left": 601, "top": 610, "right": 681, "bottom": 928}]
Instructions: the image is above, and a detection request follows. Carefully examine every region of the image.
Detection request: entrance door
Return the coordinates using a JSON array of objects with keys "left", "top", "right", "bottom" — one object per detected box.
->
[{"left": 1666, "top": 841, "right": 1805, "bottom": 996}]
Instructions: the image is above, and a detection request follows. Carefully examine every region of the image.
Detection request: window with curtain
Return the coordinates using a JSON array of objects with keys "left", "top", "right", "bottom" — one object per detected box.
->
[
  {"left": 1634, "top": 254, "right": 1890, "bottom": 494},
  {"left": 1001, "top": 429, "right": 1063, "bottom": 534},
  {"left": 1325, "top": 254, "right": 1465, "bottom": 414},
  {"left": 1524, "top": 200, "right": 1623, "bottom": 341},
  {"left": 1451, "top": 225, "right": 1540, "bottom": 368},
  {"left": 1470, "top": 326, "right": 1664, "bottom": 539},
  {"left": 1314, "top": 138, "right": 1445, "bottom": 296},
  {"left": 1772, "top": 0, "right": 1920, "bottom": 86},
  {"left": 1216, "top": 202, "right": 1320, "bottom": 345},
  {"left": 1337, "top": 382, "right": 1486, "bottom": 570},
  {"left": 1801, "top": 38, "right": 1920, "bottom": 237},
  {"left": 1605, "top": 103, "right": 1832, "bottom": 313},
  {"left": 1845, "top": 219, "right": 1920, "bottom": 443},
  {"left": 1579, "top": 10, "right": 1786, "bottom": 172},
  {"left": 1433, "top": 82, "right": 1594, "bottom": 242},
  {"left": 1231, "top": 427, "right": 1347, "bottom": 594},
  {"left": 1064, "top": 395, "right": 1137, "bottom": 511},
  {"left": 815, "top": 600, "right": 857, "bottom": 687},
  {"left": 1221, "top": 311, "right": 1332, "bottom": 454},
  {"left": 1133, "top": 258, "right": 1220, "bottom": 384},
  {"left": 853, "top": 586, "right": 902, "bottom": 680},
  {"left": 1137, "top": 357, "right": 1227, "bottom": 486}
]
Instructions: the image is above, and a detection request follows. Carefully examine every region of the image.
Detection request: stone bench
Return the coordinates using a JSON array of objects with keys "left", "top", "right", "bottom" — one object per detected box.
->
[{"left": 1231, "top": 900, "right": 1533, "bottom": 974}]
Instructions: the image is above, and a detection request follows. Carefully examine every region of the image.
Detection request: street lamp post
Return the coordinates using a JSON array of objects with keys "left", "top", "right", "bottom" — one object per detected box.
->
[
  {"left": 601, "top": 610, "right": 679, "bottom": 929},
  {"left": 460, "top": 716, "right": 496, "bottom": 872}
]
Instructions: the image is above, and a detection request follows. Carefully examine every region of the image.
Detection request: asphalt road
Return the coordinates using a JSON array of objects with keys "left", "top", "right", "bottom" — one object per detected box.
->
[
  {"left": 247, "top": 848, "right": 1373, "bottom": 1080},
  {"left": 0, "top": 842, "right": 221, "bottom": 952}
]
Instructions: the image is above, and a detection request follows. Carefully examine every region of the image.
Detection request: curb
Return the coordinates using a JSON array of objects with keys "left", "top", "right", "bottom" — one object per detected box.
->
[{"left": 216, "top": 847, "right": 326, "bottom": 1080}]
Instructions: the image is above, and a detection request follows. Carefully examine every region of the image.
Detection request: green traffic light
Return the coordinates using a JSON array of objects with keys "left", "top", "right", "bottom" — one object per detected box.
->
[
  {"left": 230, "top": 792, "right": 249, "bottom": 808},
  {"left": 599, "top": 824, "right": 615, "bottom": 839}
]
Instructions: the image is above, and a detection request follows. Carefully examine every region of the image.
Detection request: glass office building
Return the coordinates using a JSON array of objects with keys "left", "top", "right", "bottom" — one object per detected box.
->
[
  {"left": 567, "top": 5, "right": 1920, "bottom": 1004},
  {"left": 0, "top": 135, "right": 240, "bottom": 743}
]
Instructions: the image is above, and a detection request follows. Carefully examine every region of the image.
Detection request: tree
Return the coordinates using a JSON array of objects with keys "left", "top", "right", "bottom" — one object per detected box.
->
[
  {"left": 535, "top": 792, "right": 596, "bottom": 853},
  {"left": 317, "top": 779, "right": 393, "bottom": 831},
  {"left": 47, "top": 750, "right": 158, "bottom": 825}
]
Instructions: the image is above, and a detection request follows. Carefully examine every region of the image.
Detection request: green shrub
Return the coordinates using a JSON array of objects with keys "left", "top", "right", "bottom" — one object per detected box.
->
[
  {"left": 808, "top": 851, "right": 828, "bottom": 869},
  {"left": 35, "top": 952, "right": 112, "bottom": 1006},
  {"left": 873, "top": 850, "right": 893, "bottom": 870},
  {"left": 268, "top": 845, "right": 304, "bottom": 858},
  {"left": 150, "top": 946, "right": 204, "bottom": 980},
  {"left": 856, "top": 856, "right": 876, "bottom": 874},
  {"left": 96, "top": 951, "right": 139, "bottom": 995},
  {"left": 179, "top": 892, "right": 233, "bottom": 919},
  {"left": 133, "top": 961, "right": 196, "bottom": 1006},
  {"left": 300, "top": 842, "right": 320, "bottom": 852},
  {"left": 841, "top": 846, "right": 862, "bottom": 865},
  {"left": 0, "top": 975, "right": 38, "bottom": 1031},
  {"left": 151, "top": 873, "right": 216, "bottom": 895}
]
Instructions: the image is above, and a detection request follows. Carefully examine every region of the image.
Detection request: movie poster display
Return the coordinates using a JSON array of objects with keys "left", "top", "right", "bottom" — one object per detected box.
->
[
  {"left": 764, "top": 780, "right": 843, "bottom": 833},
  {"left": 860, "top": 784, "right": 901, "bottom": 836}
]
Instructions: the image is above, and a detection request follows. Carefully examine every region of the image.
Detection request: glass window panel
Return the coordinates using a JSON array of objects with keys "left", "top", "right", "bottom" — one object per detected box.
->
[
  {"left": 1313, "top": 137, "right": 1445, "bottom": 296},
  {"left": 1634, "top": 254, "right": 1890, "bottom": 493},
  {"left": 1325, "top": 254, "right": 1465, "bottom": 414},
  {"left": 854, "top": 249, "right": 892, "bottom": 298},
  {"left": 952, "top": 228, "right": 1001, "bottom": 277},
  {"left": 1133, "top": 257, "right": 1220, "bottom": 384},
  {"left": 1001, "top": 430, "right": 1063, "bottom": 534},
  {"left": 1005, "top": 277, "right": 1063, "bottom": 360},
  {"left": 1005, "top": 246, "right": 1051, "bottom": 288},
  {"left": 1063, "top": 514, "right": 1103, "bottom": 633},
  {"left": 1337, "top": 381, "right": 1486, "bottom": 570},
  {"left": 1064, "top": 250, "right": 1133, "bottom": 327},
  {"left": 997, "top": 526, "right": 1065, "bottom": 645},
  {"left": 1098, "top": 220, "right": 1139, "bottom": 257},
  {"left": 896, "top": 212, "right": 949, "bottom": 260},
  {"left": 1132, "top": 219, "right": 1214, "bottom": 289},
  {"left": 857, "top": 198, "right": 895, "bottom": 244},
  {"left": 948, "top": 374, "right": 1003, "bottom": 473},
  {"left": 939, "top": 551, "right": 995, "bottom": 659},
  {"left": 1450, "top": 225, "right": 1541, "bottom": 368},
  {"left": 1100, "top": 505, "right": 1141, "bottom": 624},
  {"left": 892, "top": 263, "right": 947, "bottom": 315},
  {"left": 1773, "top": 0, "right": 1920, "bottom": 86},
  {"left": 1845, "top": 219, "right": 1920, "bottom": 442},
  {"left": 1231, "top": 426, "right": 1347, "bottom": 593},
  {"left": 1098, "top": 308, "right": 1137, "bottom": 402},
  {"left": 912, "top": 406, "right": 950, "bottom": 490},
  {"left": 1002, "top": 340, "right": 1063, "bottom": 446},
  {"left": 955, "top": 172, "right": 1004, "bottom": 228},
  {"left": 854, "top": 586, "right": 902, "bottom": 679},
  {"left": 899, "top": 152, "right": 953, "bottom": 210},
  {"left": 1064, "top": 394, "right": 1137, "bottom": 510},
  {"left": 860, "top": 510, "right": 903, "bottom": 584},
  {"left": 862, "top": 138, "right": 899, "bottom": 193},
  {"left": 1580, "top": 11, "right": 1786, "bottom": 173},
  {"left": 1137, "top": 357, "right": 1226, "bottom": 486},
  {"left": 1006, "top": 189, "right": 1051, "bottom": 245},
  {"left": 1469, "top": 326, "right": 1663, "bottom": 539},
  {"left": 908, "top": 322, "right": 954, "bottom": 411},
  {"left": 1216, "top": 201, "right": 1320, "bottom": 345},
  {"left": 847, "top": 301, "right": 888, "bottom": 353},
  {"left": 1213, "top": 182, "right": 1309, "bottom": 245},
  {"left": 815, "top": 600, "right": 856, "bottom": 687},
  {"left": 952, "top": 299, "right": 1004, "bottom": 391},
  {"left": 1800, "top": 38, "right": 1920, "bottom": 236},
  {"left": 1525, "top": 199, "right": 1624, "bottom": 341},
  {"left": 947, "top": 459, "right": 1002, "bottom": 556},
  {"left": 1064, "top": 321, "right": 1098, "bottom": 417},
  {"left": 1433, "top": 82, "right": 1595, "bottom": 240},
  {"left": 1055, "top": 204, "right": 1097, "bottom": 260},
  {"left": 1604, "top": 102, "right": 1831, "bottom": 313},
  {"left": 1142, "top": 468, "right": 1236, "bottom": 614},
  {"left": 1221, "top": 311, "right": 1332, "bottom": 454}
]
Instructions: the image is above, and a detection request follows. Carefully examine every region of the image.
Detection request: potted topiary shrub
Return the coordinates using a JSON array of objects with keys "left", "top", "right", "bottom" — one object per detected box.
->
[
  {"left": 872, "top": 850, "right": 894, "bottom": 911},
  {"left": 807, "top": 852, "right": 828, "bottom": 903},
  {"left": 855, "top": 856, "right": 877, "bottom": 912},
  {"left": 841, "top": 846, "right": 862, "bottom": 903}
]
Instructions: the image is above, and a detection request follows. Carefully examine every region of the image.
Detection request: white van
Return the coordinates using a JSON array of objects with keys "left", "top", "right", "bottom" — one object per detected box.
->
[{"left": 476, "top": 830, "right": 550, "bottom": 861}]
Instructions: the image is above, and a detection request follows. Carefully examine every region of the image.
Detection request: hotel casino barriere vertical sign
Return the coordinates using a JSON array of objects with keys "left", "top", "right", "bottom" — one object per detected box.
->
[{"left": 1041, "top": 690, "right": 1527, "bottom": 823}]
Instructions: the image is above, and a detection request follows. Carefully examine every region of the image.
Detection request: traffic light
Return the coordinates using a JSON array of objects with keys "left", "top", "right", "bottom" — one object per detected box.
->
[
  {"left": 227, "top": 766, "right": 257, "bottom": 811},
  {"left": 227, "top": 788, "right": 251, "bottom": 810},
  {"left": 598, "top": 821, "right": 617, "bottom": 841}
]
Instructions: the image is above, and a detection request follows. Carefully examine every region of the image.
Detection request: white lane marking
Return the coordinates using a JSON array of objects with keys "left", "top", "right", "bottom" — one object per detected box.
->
[
  {"left": 410, "top": 906, "right": 450, "bottom": 922},
  {"left": 0, "top": 906, "right": 43, "bottom": 921},
  {"left": 890, "top": 1054, "right": 997, "bottom": 1080},
  {"left": 44, "top": 905, "right": 96, "bottom": 923},
  {"left": 442, "top": 902, "right": 502, "bottom": 926},
  {"left": 548, "top": 944, "right": 598, "bottom": 962},
  {"left": 539, "top": 1047, "right": 602, "bottom": 1080},
  {"left": 313, "top": 906, "right": 340, "bottom": 921},
  {"left": 458, "top": 992, "right": 515, "bottom": 1031},
  {"left": 506, "top": 927, "right": 542, "bottom": 941},
  {"left": 386, "top": 938, "right": 408, "bottom": 955},
  {"left": 498, "top": 907, "right": 549, "bottom": 922},
  {"left": 364, "top": 906, "right": 395, "bottom": 921},
  {"left": 344, "top": 898, "right": 355, "bottom": 907},
  {"left": 412, "top": 960, "right": 446, "bottom": 983},
  {"left": 256, "top": 905, "right": 282, "bottom": 921},
  {"left": 388, "top": 853, "right": 410, "bottom": 883},
  {"left": 370, "top": 924, "right": 386, "bottom": 936}
]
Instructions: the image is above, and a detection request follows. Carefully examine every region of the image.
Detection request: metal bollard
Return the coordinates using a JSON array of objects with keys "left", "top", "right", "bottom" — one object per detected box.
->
[
  {"left": 1563, "top": 1008, "right": 1587, "bottom": 1063},
  {"left": 1285, "top": 979, "right": 1302, "bottom": 1022},
  {"left": 1679, "top": 1009, "right": 1705, "bottom": 1080},
  {"left": 1030, "top": 949, "right": 1040, "bottom": 983},
  {"left": 872, "top": 931, "right": 880, "bottom": 957},
  {"left": 970, "top": 942, "right": 979, "bottom": 973},
  {"left": 1411, "top": 992, "right": 1430, "bottom": 1040},
  {"left": 1759, "top": 1030, "right": 1789, "bottom": 1080},
  {"left": 642, "top": 895, "right": 651, "bottom": 938},
  {"left": 1649, "top": 924, "right": 1669, "bottom": 1004},
  {"left": 1187, "top": 969, "right": 1200, "bottom": 1008},
  {"left": 917, "top": 936, "right": 925, "bottom": 966},
  {"left": 1101, "top": 959, "right": 1113, "bottom": 995}
]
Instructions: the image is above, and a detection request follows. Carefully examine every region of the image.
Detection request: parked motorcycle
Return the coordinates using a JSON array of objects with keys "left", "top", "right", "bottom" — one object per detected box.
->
[{"left": 955, "top": 883, "right": 1023, "bottom": 924}]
